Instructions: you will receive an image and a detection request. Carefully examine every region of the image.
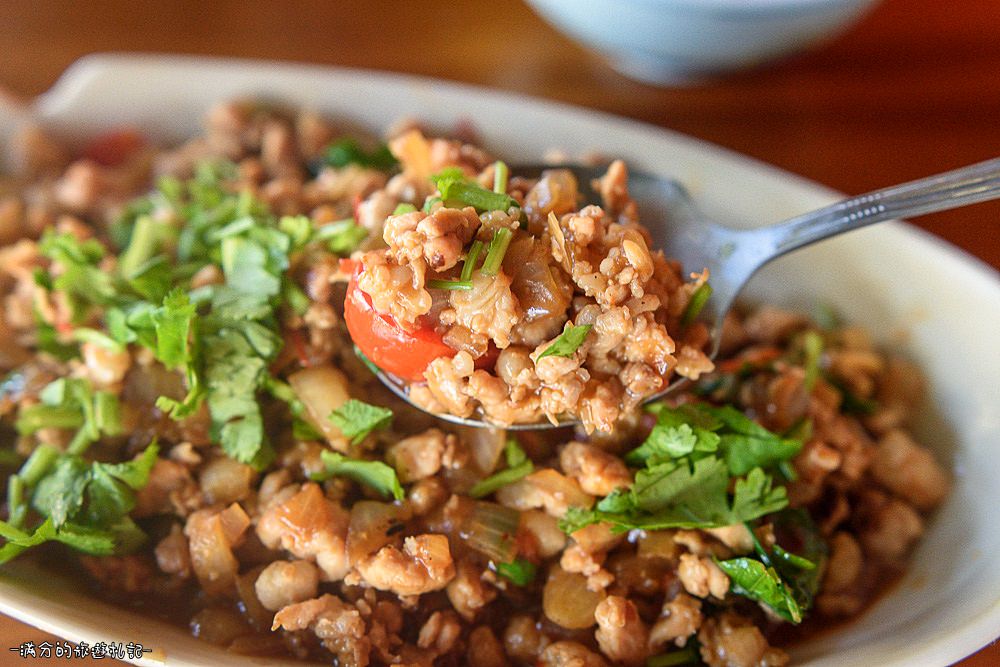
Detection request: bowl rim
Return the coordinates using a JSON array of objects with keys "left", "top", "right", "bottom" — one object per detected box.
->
[{"left": 526, "top": 0, "right": 877, "bottom": 17}]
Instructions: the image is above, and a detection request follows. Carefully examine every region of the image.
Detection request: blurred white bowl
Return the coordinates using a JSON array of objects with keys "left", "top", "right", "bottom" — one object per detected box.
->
[{"left": 525, "top": 0, "right": 880, "bottom": 85}]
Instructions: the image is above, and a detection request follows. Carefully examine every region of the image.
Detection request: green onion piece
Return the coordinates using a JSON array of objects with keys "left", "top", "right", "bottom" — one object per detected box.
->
[
  {"left": 646, "top": 646, "right": 700, "bottom": 667},
  {"left": 427, "top": 279, "right": 473, "bottom": 291},
  {"left": 392, "top": 203, "right": 417, "bottom": 215},
  {"left": 460, "top": 240, "right": 484, "bottom": 282},
  {"left": 681, "top": 282, "right": 713, "bottom": 327},
  {"left": 461, "top": 501, "right": 520, "bottom": 563},
  {"left": 493, "top": 160, "right": 509, "bottom": 195},
  {"left": 480, "top": 228, "right": 513, "bottom": 276},
  {"left": 802, "top": 330, "right": 824, "bottom": 391},
  {"left": 496, "top": 557, "right": 536, "bottom": 586}
]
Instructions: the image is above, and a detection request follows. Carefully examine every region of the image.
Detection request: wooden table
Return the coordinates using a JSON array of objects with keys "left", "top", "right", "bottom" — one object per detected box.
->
[{"left": 0, "top": 0, "right": 996, "bottom": 664}]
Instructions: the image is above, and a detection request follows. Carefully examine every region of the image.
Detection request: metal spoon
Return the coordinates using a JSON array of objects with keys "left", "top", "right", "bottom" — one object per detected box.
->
[{"left": 374, "top": 157, "right": 1000, "bottom": 429}]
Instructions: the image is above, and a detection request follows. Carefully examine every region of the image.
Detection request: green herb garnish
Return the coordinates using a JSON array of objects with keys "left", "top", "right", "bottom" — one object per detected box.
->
[
  {"left": 536, "top": 324, "right": 592, "bottom": 360},
  {"left": 323, "top": 138, "right": 397, "bottom": 171},
  {"left": 328, "top": 399, "right": 393, "bottom": 444},
  {"left": 496, "top": 557, "right": 536, "bottom": 586},
  {"left": 431, "top": 167, "right": 519, "bottom": 212},
  {"left": 313, "top": 218, "right": 368, "bottom": 256},
  {"left": 427, "top": 279, "right": 473, "bottom": 291},
  {"left": 681, "top": 282, "right": 713, "bottom": 327},
  {"left": 802, "top": 330, "right": 823, "bottom": 391},
  {"left": 715, "top": 556, "right": 803, "bottom": 623},
  {"left": 392, "top": 203, "right": 417, "bottom": 215},
  {"left": 646, "top": 646, "right": 701, "bottom": 667},
  {"left": 311, "top": 450, "right": 404, "bottom": 501},
  {"left": 460, "top": 240, "right": 484, "bottom": 282},
  {"left": 493, "top": 160, "right": 509, "bottom": 195},
  {"left": 560, "top": 402, "right": 799, "bottom": 535},
  {"left": 469, "top": 439, "right": 534, "bottom": 499},
  {"left": 480, "top": 227, "right": 513, "bottom": 276},
  {"left": 0, "top": 442, "right": 158, "bottom": 564}
]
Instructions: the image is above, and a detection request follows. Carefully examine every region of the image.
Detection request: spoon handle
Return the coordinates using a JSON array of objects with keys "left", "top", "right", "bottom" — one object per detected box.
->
[{"left": 761, "top": 157, "right": 1000, "bottom": 258}]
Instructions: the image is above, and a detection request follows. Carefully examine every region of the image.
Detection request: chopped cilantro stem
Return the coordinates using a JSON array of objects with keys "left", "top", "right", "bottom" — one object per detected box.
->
[
  {"left": 469, "top": 439, "right": 534, "bottom": 498},
  {"left": 480, "top": 228, "right": 513, "bottom": 276},
  {"left": 493, "top": 161, "right": 509, "bottom": 194},
  {"left": 773, "top": 544, "right": 816, "bottom": 570},
  {"left": 117, "top": 214, "right": 159, "bottom": 279},
  {"left": 18, "top": 445, "right": 61, "bottom": 486},
  {"left": 496, "top": 557, "right": 536, "bottom": 586},
  {"left": 681, "top": 282, "right": 713, "bottom": 327},
  {"left": 802, "top": 330, "right": 824, "bottom": 391},
  {"left": 460, "top": 240, "right": 484, "bottom": 282},
  {"left": 427, "top": 279, "right": 473, "bottom": 291},
  {"left": 15, "top": 405, "right": 84, "bottom": 435},
  {"left": 744, "top": 520, "right": 773, "bottom": 567}
]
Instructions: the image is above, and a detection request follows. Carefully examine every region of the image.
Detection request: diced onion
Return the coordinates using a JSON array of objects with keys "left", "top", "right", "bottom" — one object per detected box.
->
[
  {"left": 542, "top": 565, "right": 604, "bottom": 629},
  {"left": 460, "top": 501, "right": 520, "bottom": 563},
  {"left": 287, "top": 364, "right": 351, "bottom": 449}
]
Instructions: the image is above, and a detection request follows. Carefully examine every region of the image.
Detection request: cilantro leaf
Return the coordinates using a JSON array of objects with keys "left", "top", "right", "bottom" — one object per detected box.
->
[
  {"left": 323, "top": 138, "right": 397, "bottom": 171},
  {"left": 537, "top": 324, "right": 592, "bottom": 360},
  {"left": 16, "top": 378, "right": 123, "bottom": 455},
  {"left": 630, "top": 403, "right": 803, "bottom": 476},
  {"left": 149, "top": 288, "right": 197, "bottom": 368},
  {"left": 715, "top": 556, "right": 803, "bottom": 623},
  {"left": 311, "top": 450, "right": 404, "bottom": 500},
  {"left": 314, "top": 219, "right": 368, "bottom": 256},
  {"left": 328, "top": 399, "right": 393, "bottom": 445},
  {"left": 469, "top": 439, "right": 534, "bottom": 499},
  {"left": 431, "top": 168, "right": 519, "bottom": 212}
]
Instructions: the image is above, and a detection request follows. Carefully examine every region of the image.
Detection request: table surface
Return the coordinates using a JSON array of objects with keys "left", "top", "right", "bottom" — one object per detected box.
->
[{"left": 0, "top": 0, "right": 996, "bottom": 665}]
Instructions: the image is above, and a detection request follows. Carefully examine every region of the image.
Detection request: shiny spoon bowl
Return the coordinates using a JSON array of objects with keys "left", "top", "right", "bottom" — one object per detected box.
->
[{"left": 373, "top": 157, "right": 1000, "bottom": 430}]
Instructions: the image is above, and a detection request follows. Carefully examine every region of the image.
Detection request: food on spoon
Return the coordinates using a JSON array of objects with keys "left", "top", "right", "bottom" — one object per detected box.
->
[
  {"left": 0, "top": 100, "right": 950, "bottom": 666},
  {"left": 347, "top": 138, "right": 714, "bottom": 431}
]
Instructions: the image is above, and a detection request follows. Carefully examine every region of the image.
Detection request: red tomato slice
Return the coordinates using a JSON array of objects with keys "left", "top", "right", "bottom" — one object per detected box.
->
[
  {"left": 344, "top": 267, "right": 456, "bottom": 382},
  {"left": 82, "top": 128, "right": 146, "bottom": 167}
]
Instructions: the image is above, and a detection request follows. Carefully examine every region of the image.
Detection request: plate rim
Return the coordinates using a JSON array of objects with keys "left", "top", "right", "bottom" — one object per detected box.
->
[{"left": 3, "top": 52, "right": 998, "bottom": 666}]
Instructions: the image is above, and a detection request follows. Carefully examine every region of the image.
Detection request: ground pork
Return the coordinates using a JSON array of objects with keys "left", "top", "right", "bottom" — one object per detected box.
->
[
  {"left": 356, "top": 534, "right": 456, "bottom": 596},
  {"left": 698, "top": 612, "right": 789, "bottom": 667},
  {"left": 255, "top": 482, "right": 350, "bottom": 581},
  {"left": 594, "top": 596, "right": 649, "bottom": 666},
  {"left": 272, "top": 594, "right": 371, "bottom": 667}
]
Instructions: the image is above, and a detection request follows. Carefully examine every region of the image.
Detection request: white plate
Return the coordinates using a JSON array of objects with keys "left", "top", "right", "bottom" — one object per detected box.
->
[{"left": 1, "top": 54, "right": 998, "bottom": 667}]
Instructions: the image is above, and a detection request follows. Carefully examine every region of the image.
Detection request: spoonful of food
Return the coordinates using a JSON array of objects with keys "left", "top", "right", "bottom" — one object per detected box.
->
[{"left": 350, "top": 157, "right": 1000, "bottom": 430}]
